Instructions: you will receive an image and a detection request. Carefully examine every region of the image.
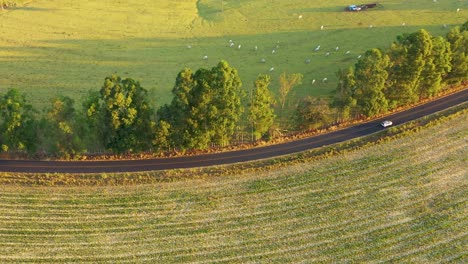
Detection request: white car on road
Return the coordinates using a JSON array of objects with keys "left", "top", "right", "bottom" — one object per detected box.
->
[{"left": 381, "top": 120, "right": 393, "bottom": 127}]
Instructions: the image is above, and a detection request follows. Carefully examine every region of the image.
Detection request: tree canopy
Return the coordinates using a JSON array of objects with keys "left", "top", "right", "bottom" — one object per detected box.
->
[
  {"left": 248, "top": 74, "right": 276, "bottom": 141},
  {"left": 85, "top": 75, "right": 155, "bottom": 153},
  {"left": 159, "top": 60, "right": 245, "bottom": 150},
  {"left": 0, "top": 89, "right": 35, "bottom": 152}
]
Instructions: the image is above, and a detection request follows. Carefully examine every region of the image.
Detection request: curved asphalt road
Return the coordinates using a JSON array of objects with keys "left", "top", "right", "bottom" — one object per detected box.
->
[{"left": 1, "top": 89, "right": 467, "bottom": 173}]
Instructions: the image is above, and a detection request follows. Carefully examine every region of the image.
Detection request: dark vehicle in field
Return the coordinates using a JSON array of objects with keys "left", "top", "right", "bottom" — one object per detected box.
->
[{"left": 346, "top": 3, "right": 378, "bottom": 11}]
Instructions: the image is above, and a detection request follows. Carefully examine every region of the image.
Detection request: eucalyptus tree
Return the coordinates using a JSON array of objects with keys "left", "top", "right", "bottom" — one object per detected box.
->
[
  {"left": 85, "top": 75, "right": 155, "bottom": 153},
  {"left": 418, "top": 36, "right": 452, "bottom": 98},
  {"left": 160, "top": 60, "right": 244, "bottom": 150},
  {"left": 248, "top": 74, "right": 276, "bottom": 141},
  {"left": 353, "top": 48, "right": 390, "bottom": 117},
  {"left": 446, "top": 24, "right": 468, "bottom": 85},
  {"left": 209, "top": 60, "right": 245, "bottom": 146},
  {"left": 0, "top": 89, "right": 36, "bottom": 153},
  {"left": 158, "top": 68, "right": 195, "bottom": 148},
  {"left": 43, "top": 96, "right": 84, "bottom": 157},
  {"left": 332, "top": 67, "right": 357, "bottom": 121},
  {"left": 386, "top": 29, "right": 433, "bottom": 107}
]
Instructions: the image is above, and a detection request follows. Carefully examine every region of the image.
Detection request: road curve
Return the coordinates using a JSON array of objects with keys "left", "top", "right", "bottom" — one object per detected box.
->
[{"left": 1, "top": 89, "right": 467, "bottom": 174}]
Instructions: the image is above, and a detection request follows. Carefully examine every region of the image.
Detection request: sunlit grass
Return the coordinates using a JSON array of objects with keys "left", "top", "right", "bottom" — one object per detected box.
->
[
  {"left": 0, "top": 0, "right": 466, "bottom": 108},
  {"left": 0, "top": 111, "right": 466, "bottom": 262}
]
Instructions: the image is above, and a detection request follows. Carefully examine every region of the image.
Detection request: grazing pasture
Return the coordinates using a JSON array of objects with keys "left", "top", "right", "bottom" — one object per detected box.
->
[
  {"left": 0, "top": 112, "right": 466, "bottom": 262},
  {"left": 0, "top": 0, "right": 466, "bottom": 108}
]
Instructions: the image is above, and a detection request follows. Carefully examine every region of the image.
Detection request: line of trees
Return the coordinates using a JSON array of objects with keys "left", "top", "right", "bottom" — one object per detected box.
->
[
  {"left": 332, "top": 24, "right": 467, "bottom": 122},
  {"left": 0, "top": 61, "right": 278, "bottom": 157},
  {"left": 0, "top": 23, "right": 466, "bottom": 158}
]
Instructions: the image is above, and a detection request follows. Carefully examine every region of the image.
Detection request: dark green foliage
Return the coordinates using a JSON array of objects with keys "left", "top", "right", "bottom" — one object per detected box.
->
[
  {"left": 85, "top": 75, "right": 155, "bottom": 153},
  {"left": 208, "top": 61, "right": 245, "bottom": 146},
  {"left": 446, "top": 25, "right": 468, "bottom": 85},
  {"left": 461, "top": 21, "right": 468, "bottom": 32},
  {"left": 386, "top": 29, "right": 433, "bottom": 107},
  {"left": 80, "top": 90, "right": 104, "bottom": 152},
  {"left": 332, "top": 67, "right": 357, "bottom": 121},
  {"left": 354, "top": 48, "right": 390, "bottom": 117},
  {"left": 333, "top": 24, "right": 465, "bottom": 122},
  {"left": 184, "top": 68, "right": 216, "bottom": 149},
  {"left": 248, "top": 74, "right": 276, "bottom": 141},
  {"left": 160, "top": 61, "right": 244, "bottom": 150},
  {"left": 0, "top": 89, "right": 36, "bottom": 153},
  {"left": 40, "top": 96, "right": 84, "bottom": 157},
  {"left": 418, "top": 36, "right": 452, "bottom": 98},
  {"left": 294, "top": 96, "right": 332, "bottom": 131}
]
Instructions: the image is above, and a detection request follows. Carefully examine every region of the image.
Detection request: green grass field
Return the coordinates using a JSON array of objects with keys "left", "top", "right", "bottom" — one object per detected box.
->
[
  {"left": 0, "top": 0, "right": 466, "bottom": 109},
  {"left": 0, "top": 111, "right": 466, "bottom": 262}
]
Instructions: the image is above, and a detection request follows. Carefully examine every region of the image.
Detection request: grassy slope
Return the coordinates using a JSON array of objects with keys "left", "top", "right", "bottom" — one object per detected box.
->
[
  {"left": 0, "top": 0, "right": 466, "bottom": 108},
  {"left": 0, "top": 112, "right": 466, "bottom": 263}
]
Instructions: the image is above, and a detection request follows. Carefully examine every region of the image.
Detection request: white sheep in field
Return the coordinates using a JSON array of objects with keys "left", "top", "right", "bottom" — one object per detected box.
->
[
  {"left": 238, "top": 44, "right": 241, "bottom": 49},
  {"left": 203, "top": 55, "right": 208, "bottom": 60},
  {"left": 229, "top": 42, "right": 235, "bottom": 47},
  {"left": 272, "top": 49, "right": 276, "bottom": 54},
  {"left": 314, "top": 45, "right": 320, "bottom": 51},
  {"left": 345, "top": 50, "right": 350, "bottom": 55},
  {"left": 298, "top": 15, "right": 303, "bottom": 19},
  {"left": 322, "top": 77, "right": 328, "bottom": 83},
  {"left": 312, "top": 79, "right": 316, "bottom": 85},
  {"left": 325, "top": 52, "right": 330, "bottom": 56},
  {"left": 335, "top": 46, "right": 339, "bottom": 51},
  {"left": 187, "top": 45, "right": 192, "bottom": 49},
  {"left": 254, "top": 45, "right": 258, "bottom": 51},
  {"left": 269, "top": 67, "right": 274, "bottom": 72},
  {"left": 260, "top": 58, "right": 266, "bottom": 63},
  {"left": 320, "top": 25, "right": 324, "bottom": 30},
  {"left": 357, "top": 55, "right": 362, "bottom": 59},
  {"left": 305, "top": 58, "right": 311, "bottom": 64}
]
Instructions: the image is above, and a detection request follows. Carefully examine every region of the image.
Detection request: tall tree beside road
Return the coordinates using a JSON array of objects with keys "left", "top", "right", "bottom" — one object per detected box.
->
[
  {"left": 86, "top": 75, "right": 155, "bottom": 153},
  {"left": 248, "top": 74, "right": 276, "bottom": 141},
  {"left": 418, "top": 36, "right": 452, "bottom": 99},
  {"left": 42, "top": 96, "right": 83, "bottom": 157},
  {"left": 354, "top": 48, "right": 390, "bottom": 117},
  {"left": 158, "top": 68, "right": 195, "bottom": 148},
  {"left": 386, "top": 29, "right": 433, "bottom": 107},
  {"left": 446, "top": 24, "right": 468, "bottom": 85},
  {"left": 0, "top": 89, "right": 36, "bottom": 153},
  {"left": 332, "top": 67, "right": 357, "bottom": 121},
  {"left": 160, "top": 61, "right": 244, "bottom": 150},
  {"left": 210, "top": 60, "right": 245, "bottom": 146}
]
